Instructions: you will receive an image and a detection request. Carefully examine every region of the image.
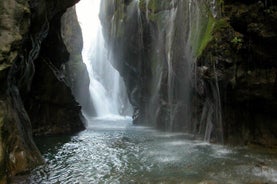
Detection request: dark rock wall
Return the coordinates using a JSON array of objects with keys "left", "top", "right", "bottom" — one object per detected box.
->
[
  {"left": 198, "top": 0, "right": 277, "bottom": 146},
  {"left": 24, "top": 6, "right": 85, "bottom": 136},
  {"left": 0, "top": 1, "right": 43, "bottom": 182},
  {"left": 0, "top": 0, "right": 86, "bottom": 182}
]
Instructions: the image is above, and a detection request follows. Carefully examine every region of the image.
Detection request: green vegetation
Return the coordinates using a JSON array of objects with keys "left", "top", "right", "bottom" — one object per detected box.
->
[
  {"left": 213, "top": 18, "right": 228, "bottom": 30},
  {"left": 191, "top": 12, "right": 215, "bottom": 58},
  {"left": 196, "top": 15, "right": 215, "bottom": 57},
  {"left": 231, "top": 36, "right": 243, "bottom": 51}
]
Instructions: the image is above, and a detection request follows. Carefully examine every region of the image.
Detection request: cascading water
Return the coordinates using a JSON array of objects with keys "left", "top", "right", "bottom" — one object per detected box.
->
[
  {"left": 136, "top": 0, "right": 223, "bottom": 141},
  {"left": 76, "top": 0, "right": 131, "bottom": 118},
  {"left": 166, "top": 1, "right": 178, "bottom": 132}
]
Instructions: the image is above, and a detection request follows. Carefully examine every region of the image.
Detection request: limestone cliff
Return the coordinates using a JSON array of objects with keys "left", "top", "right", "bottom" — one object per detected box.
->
[{"left": 0, "top": 0, "right": 86, "bottom": 182}]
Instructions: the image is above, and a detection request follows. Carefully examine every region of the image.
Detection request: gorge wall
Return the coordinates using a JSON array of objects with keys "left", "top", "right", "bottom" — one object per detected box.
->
[
  {"left": 198, "top": 0, "right": 277, "bottom": 146},
  {"left": 100, "top": 0, "right": 277, "bottom": 146},
  {"left": 0, "top": 0, "right": 87, "bottom": 182}
]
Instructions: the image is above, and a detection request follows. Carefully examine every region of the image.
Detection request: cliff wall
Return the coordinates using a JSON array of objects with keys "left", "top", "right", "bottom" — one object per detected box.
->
[{"left": 0, "top": 0, "right": 87, "bottom": 182}]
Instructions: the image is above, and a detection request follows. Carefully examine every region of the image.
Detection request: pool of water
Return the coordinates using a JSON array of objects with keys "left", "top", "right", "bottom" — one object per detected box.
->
[{"left": 13, "top": 118, "right": 277, "bottom": 183}]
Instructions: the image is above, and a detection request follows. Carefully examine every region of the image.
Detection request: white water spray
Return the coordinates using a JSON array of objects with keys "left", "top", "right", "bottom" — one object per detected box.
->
[{"left": 76, "top": 0, "right": 131, "bottom": 118}]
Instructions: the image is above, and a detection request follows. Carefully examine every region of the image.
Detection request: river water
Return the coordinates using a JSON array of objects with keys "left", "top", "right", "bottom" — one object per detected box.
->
[{"left": 14, "top": 117, "right": 277, "bottom": 184}]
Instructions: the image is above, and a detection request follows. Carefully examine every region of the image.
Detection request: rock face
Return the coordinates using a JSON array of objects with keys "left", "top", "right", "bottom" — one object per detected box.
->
[
  {"left": 0, "top": 0, "right": 43, "bottom": 182},
  {"left": 61, "top": 7, "right": 95, "bottom": 117},
  {"left": 24, "top": 4, "right": 85, "bottom": 136},
  {"left": 198, "top": 0, "right": 277, "bottom": 146},
  {"left": 0, "top": 0, "right": 86, "bottom": 182},
  {"left": 100, "top": 0, "right": 277, "bottom": 146},
  {"left": 100, "top": 0, "right": 146, "bottom": 124}
]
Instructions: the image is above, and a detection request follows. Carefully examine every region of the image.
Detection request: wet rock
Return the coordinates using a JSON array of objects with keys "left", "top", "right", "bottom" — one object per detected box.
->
[
  {"left": 25, "top": 59, "right": 85, "bottom": 136},
  {"left": 0, "top": 0, "right": 85, "bottom": 181},
  {"left": 0, "top": 0, "right": 30, "bottom": 68},
  {"left": 198, "top": 1, "right": 277, "bottom": 146},
  {"left": 0, "top": 0, "right": 43, "bottom": 181},
  {"left": 23, "top": 1, "right": 85, "bottom": 136}
]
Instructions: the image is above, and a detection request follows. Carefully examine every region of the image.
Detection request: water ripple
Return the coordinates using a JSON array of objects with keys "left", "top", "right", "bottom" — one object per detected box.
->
[{"left": 13, "top": 119, "right": 277, "bottom": 184}]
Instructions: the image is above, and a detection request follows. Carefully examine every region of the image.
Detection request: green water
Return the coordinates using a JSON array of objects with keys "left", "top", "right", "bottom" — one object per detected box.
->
[{"left": 13, "top": 118, "right": 277, "bottom": 183}]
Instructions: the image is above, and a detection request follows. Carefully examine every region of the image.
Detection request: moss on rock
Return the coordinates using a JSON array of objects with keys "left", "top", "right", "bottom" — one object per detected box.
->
[
  {"left": 197, "top": 1, "right": 277, "bottom": 146},
  {"left": 194, "top": 15, "right": 215, "bottom": 57}
]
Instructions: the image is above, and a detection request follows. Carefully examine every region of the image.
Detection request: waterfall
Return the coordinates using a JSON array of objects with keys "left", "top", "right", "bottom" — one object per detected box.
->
[
  {"left": 76, "top": 0, "right": 131, "bottom": 118},
  {"left": 166, "top": 1, "right": 178, "bottom": 131},
  {"left": 95, "top": 0, "right": 223, "bottom": 142},
  {"left": 138, "top": 0, "right": 223, "bottom": 141}
]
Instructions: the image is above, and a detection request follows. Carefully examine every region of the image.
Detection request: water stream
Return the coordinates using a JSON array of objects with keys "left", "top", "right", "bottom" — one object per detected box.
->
[
  {"left": 14, "top": 118, "right": 277, "bottom": 183},
  {"left": 76, "top": 0, "right": 131, "bottom": 117}
]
